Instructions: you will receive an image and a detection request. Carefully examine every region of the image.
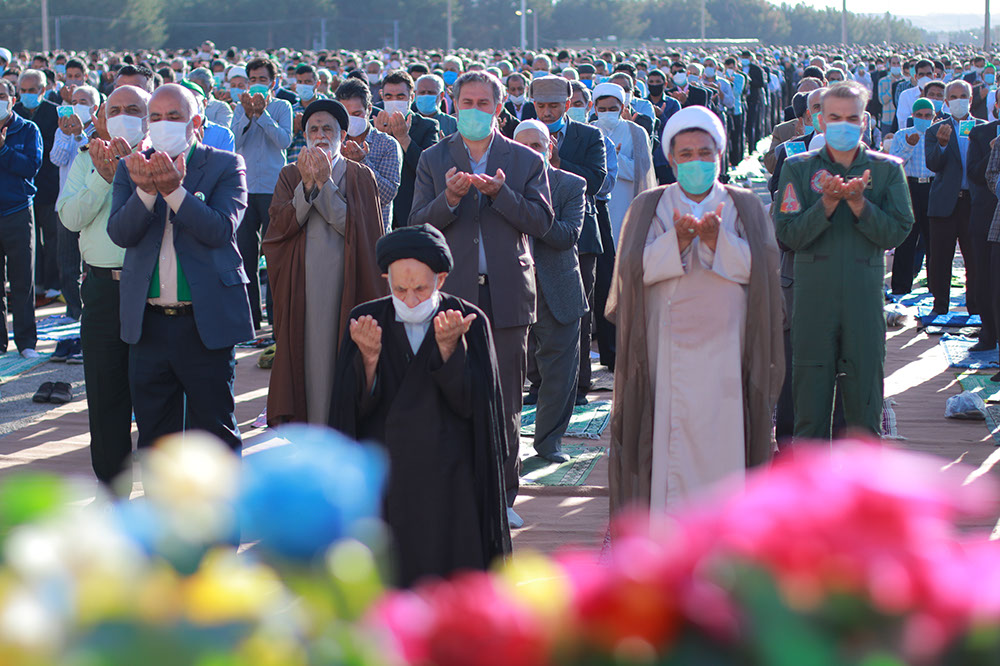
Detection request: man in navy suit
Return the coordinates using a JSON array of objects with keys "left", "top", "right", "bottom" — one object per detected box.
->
[
  {"left": 925, "top": 79, "right": 986, "bottom": 316},
  {"left": 966, "top": 98, "right": 1000, "bottom": 350},
  {"left": 108, "top": 84, "right": 253, "bottom": 453}
]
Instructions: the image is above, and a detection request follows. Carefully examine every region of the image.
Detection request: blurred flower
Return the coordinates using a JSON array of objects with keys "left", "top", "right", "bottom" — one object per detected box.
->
[
  {"left": 181, "top": 549, "right": 288, "bottom": 626},
  {"left": 239, "top": 425, "right": 386, "bottom": 561}
]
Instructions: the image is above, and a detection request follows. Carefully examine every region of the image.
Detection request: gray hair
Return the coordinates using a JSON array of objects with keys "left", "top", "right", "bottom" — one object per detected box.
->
[
  {"left": 416, "top": 73, "right": 444, "bottom": 95},
  {"left": 72, "top": 84, "right": 100, "bottom": 106},
  {"left": 945, "top": 79, "right": 973, "bottom": 98},
  {"left": 186, "top": 67, "right": 214, "bottom": 93},
  {"left": 821, "top": 80, "right": 869, "bottom": 111},
  {"left": 19, "top": 68, "right": 46, "bottom": 89},
  {"left": 569, "top": 80, "right": 591, "bottom": 103},
  {"left": 453, "top": 71, "right": 503, "bottom": 106}
]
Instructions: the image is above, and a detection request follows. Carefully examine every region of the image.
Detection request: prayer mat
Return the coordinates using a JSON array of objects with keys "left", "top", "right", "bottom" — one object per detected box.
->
[
  {"left": 36, "top": 322, "right": 81, "bottom": 342},
  {"left": 0, "top": 352, "right": 50, "bottom": 379},
  {"left": 36, "top": 314, "right": 77, "bottom": 330},
  {"left": 882, "top": 398, "right": 902, "bottom": 440},
  {"left": 921, "top": 312, "right": 982, "bottom": 328},
  {"left": 519, "top": 443, "right": 606, "bottom": 487},
  {"left": 520, "top": 400, "right": 612, "bottom": 440},
  {"left": 590, "top": 364, "right": 614, "bottom": 391},
  {"left": 940, "top": 336, "right": 999, "bottom": 370},
  {"left": 237, "top": 337, "right": 275, "bottom": 349},
  {"left": 984, "top": 405, "right": 1000, "bottom": 446},
  {"left": 957, "top": 372, "right": 1000, "bottom": 403}
]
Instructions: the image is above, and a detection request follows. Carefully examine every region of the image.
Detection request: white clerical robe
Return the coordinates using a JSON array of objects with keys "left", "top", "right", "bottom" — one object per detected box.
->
[{"left": 642, "top": 182, "right": 752, "bottom": 509}]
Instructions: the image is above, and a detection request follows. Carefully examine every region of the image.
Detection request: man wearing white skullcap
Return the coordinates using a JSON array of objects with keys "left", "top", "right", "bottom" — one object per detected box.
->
[
  {"left": 591, "top": 82, "right": 656, "bottom": 245},
  {"left": 513, "top": 119, "right": 588, "bottom": 465},
  {"left": 606, "top": 104, "right": 784, "bottom": 515}
]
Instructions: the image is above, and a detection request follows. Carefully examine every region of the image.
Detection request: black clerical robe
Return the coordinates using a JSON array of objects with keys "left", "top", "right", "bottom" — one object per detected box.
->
[{"left": 329, "top": 293, "right": 511, "bottom": 587}]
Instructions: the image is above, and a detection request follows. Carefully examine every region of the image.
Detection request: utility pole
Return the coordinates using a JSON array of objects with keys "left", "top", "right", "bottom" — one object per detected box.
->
[
  {"left": 54, "top": 16, "right": 60, "bottom": 51},
  {"left": 41, "top": 0, "right": 50, "bottom": 52},
  {"left": 447, "top": 0, "right": 454, "bottom": 51},
  {"left": 987, "top": 0, "right": 992, "bottom": 50},
  {"left": 533, "top": 9, "right": 537, "bottom": 50},
  {"left": 320, "top": 18, "right": 327, "bottom": 50},
  {"left": 700, "top": 0, "right": 706, "bottom": 41},
  {"left": 393, "top": 19, "right": 399, "bottom": 50},
  {"left": 519, "top": 0, "right": 527, "bottom": 51},
  {"left": 841, "top": 0, "right": 847, "bottom": 45}
]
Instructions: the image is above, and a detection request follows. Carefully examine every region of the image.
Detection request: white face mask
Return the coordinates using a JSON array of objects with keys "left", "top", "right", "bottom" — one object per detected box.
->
[
  {"left": 366, "top": 72, "right": 381, "bottom": 84},
  {"left": 0, "top": 99, "right": 11, "bottom": 122},
  {"left": 673, "top": 72, "right": 688, "bottom": 86},
  {"left": 392, "top": 289, "right": 440, "bottom": 325},
  {"left": 595, "top": 110, "right": 621, "bottom": 133},
  {"left": 148, "top": 119, "right": 192, "bottom": 157},
  {"left": 72, "top": 104, "right": 92, "bottom": 125},
  {"left": 507, "top": 94, "right": 525, "bottom": 105},
  {"left": 107, "top": 114, "right": 146, "bottom": 147},
  {"left": 948, "top": 98, "right": 971, "bottom": 119},
  {"left": 383, "top": 100, "right": 410, "bottom": 117},
  {"left": 347, "top": 115, "right": 368, "bottom": 137},
  {"left": 297, "top": 84, "right": 315, "bottom": 101},
  {"left": 389, "top": 60, "right": 401, "bottom": 69}
]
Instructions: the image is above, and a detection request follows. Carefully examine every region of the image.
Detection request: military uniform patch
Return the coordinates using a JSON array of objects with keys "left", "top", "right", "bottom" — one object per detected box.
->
[
  {"left": 779, "top": 183, "right": 801, "bottom": 213},
  {"left": 810, "top": 169, "right": 831, "bottom": 193}
]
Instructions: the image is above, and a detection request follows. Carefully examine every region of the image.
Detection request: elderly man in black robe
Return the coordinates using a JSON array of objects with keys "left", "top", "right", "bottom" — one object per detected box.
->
[{"left": 329, "top": 224, "right": 511, "bottom": 587}]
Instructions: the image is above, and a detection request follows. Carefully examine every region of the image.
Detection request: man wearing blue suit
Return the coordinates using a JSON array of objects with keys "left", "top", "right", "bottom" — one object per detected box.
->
[
  {"left": 924, "top": 79, "right": 986, "bottom": 316},
  {"left": 108, "top": 84, "right": 253, "bottom": 452}
]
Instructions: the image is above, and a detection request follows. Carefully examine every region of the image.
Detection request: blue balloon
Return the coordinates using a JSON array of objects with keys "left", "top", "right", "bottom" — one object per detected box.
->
[{"left": 238, "top": 425, "right": 386, "bottom": 561}]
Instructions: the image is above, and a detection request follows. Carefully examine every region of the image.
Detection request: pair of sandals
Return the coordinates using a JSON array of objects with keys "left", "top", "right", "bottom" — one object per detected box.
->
[{"left": 33, "top": 381, "right": 72, "bottom": 405}]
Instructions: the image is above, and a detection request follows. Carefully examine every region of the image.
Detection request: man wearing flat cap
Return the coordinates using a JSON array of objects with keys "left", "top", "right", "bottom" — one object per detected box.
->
[
  {"left": 330, "top": 224, "right": 511, "bottom": 587},
  {"left": 409, "top": 71, "right": 554, "bottom": 529},
  {"left": 607, "top": 105, "right": 784, "bottom": 516},
  {"left": 263, "top": 99, "right": 385, "bottom": 426}
]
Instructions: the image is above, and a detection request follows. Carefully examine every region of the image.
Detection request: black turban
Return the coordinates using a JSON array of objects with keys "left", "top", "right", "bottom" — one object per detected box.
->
[
  {"left": 376, "top": 224, "right": 454, "bottom": 274},
  {"left": 301, "top": 99, "right": 349, "bottom": 132}
]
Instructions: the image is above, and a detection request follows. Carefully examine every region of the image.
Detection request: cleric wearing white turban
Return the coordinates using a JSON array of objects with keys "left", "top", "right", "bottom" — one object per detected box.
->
[
  {"left": 606, "top": 104, "right": 784, "bottom": 516},
  {"left": 591, "top": 82, "right": 657, "bottom": 245}
]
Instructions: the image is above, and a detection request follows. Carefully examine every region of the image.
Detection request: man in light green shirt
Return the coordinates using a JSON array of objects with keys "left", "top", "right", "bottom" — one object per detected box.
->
[{"left": 56, "top": 84, "right": 149, "bottom": 491}]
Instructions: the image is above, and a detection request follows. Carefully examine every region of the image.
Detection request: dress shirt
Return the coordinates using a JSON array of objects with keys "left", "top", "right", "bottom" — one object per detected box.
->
[
  {"left": 939, "top": 115, "right": 972, "bottom": 190},
  {"left": 447, "top": 133, "right": 495, "bottom": 274},
  {"left": 361, "top": 127, "right": 403, "bottom": 228},
  {"left": 231, "top": 97, "right": 293, "bottom": 194},
  {"left": 889, "top": 128, "right": 934, "bottom": 180},
  {"left": 51, "top": 124, "right": 95, "bottom": 190},
  {"left": 896, "top": 86, "right": 921, "bottom": 130},
  {"left": 56, "top": 149, "right": 126, "bottom": 268}
]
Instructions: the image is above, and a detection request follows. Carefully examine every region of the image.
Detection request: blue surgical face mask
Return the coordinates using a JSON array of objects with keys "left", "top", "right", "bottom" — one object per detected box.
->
[
  {"left": 741, "top": 58, "right": 750, "bottom": 69},
  {"left": 674, "top": 159, "right": 719, "bottom": 195},
  {"left": 20, "top": 92, "right": 40, "bottom": 109},
  {"left": 567, "top": 106, "right": 589, "bottom": 123},
  {"left": 456, "top": 108, "right": 494, "bottom": 141},
  {"left": 415, "top": 94, "right": 438, "bottom": 115},
  {"left": 987, "top": 73, "right": 996, "bottom": 86},
  {"left": 443, "top": 71, "right": 458, "bottom": 85},
  {"left": 297, "top": 84, "right": 315, "bottom": 101},
  {"left": 55, "top": 64, "right": 66, "bottom": 75},
  {"left": 931, "top": 99, "right": 944, "bottom": 112},
  {"left": 704, "top": 66, "right": 716, "bottom": 77},
  {"left": 824, "top": 121, "right": 863, "bottom": 152},
  {"left": 582, "top": 78, "right": 594, "bottom": 89},
  {"left": 546, "top": 114, "right": 566, "bottom": 134},
  {"left": 802, "top": 123, "right": 814, "bottom": 136},
  {"left": 890, "top": 65, "right": 902, "bottom": 77},
  {"left": 913, "top": 117, "right": 932, "bottom": 134}
]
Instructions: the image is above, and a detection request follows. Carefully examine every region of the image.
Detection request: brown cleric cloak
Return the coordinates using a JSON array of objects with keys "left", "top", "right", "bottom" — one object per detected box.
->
[
  {"left": 605, "top": 184, "right": 784, "bottom": 516},
  {"left": 263, "top": 160, "right": 387, "bottom": 426}
]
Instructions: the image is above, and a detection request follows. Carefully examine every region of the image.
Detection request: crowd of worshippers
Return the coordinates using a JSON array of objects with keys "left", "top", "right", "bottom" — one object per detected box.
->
[{"left": 4, "top": 39, "right": 999, "bottom": 586}]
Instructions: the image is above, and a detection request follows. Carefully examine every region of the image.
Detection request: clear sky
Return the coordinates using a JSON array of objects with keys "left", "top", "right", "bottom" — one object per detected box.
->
[{"left": 769, "top": 0, "right": 971, "bottom": 17}]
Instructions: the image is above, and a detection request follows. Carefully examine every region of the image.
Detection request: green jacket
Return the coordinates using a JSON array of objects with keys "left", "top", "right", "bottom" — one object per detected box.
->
[{"left": 774, "top": 145, "right": 913, "bottom": 266}]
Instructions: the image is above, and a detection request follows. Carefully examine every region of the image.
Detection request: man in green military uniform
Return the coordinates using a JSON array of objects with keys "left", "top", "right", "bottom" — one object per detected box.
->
[{"left": 774, "top": 81, "right": 914, "bottom": 439}]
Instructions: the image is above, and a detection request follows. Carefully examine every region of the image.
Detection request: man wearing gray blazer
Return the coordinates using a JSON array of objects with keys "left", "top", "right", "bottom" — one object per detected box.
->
[
  {"left": 514, "top": 120, "right": 588, "bottom": 463},
  {"left": 108, "top": 84, "right": 253, "bottom": 455},
  {"left": 409, "top": 72, "right": 554, "bottom": 528}
]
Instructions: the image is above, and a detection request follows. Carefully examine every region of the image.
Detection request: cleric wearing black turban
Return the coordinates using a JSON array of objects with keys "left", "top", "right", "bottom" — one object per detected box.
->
[{"left": 329, "top": 225, "right": 512, "bottom": 587}]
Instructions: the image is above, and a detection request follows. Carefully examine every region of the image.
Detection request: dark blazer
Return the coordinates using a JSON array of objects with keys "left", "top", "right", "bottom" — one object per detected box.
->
[
  {"left": 408, "top": 131, "right": 554, "bottom": 329},
  {"left": 504, "top": 101, "right": 537, "bottom": 122},
  {"left": 275, "top": 86, "right": 299, "bottom": 107},
  {"left": 683, "top": 84, "right": 712, "bottom": 108},
  {"left": 556, "top": 118, "right": 606, "bottom": 256},
  {"left": 968, "top": 120, "right": 1000, "bottom": 227},
  {"left": 13, "top": 99, "right": 59, "bottom": 204},
  {"left": 745, "top": 63, "right": 766, "bottom": 100},
  {"left": 387, "top": 111, "right": 441, "bottom": 230},
  {"left": 925, "top": 116, "right": 987, "bottom": 217},
  {"left": 535, "top": 168, "right": 588, "bottom": 325},
  {"left": 108, "top": 144, "right": 254, "bottom": 349}
]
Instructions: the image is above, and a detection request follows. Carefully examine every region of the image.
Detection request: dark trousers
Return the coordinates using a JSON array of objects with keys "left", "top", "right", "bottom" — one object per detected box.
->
[
  {"left": 577, "top": 253, "right": 597, "bottom": 393},
  {"left": 526, "top": 297, "right": 580, "bottom": 456},
  {"left": 80, "top": 270, "right": 133, "bottom": 484},
  {"left": 33, "top": 201, "right": 59, "bottom": 292},
  {"left": 928, "top": 193, "right": 975, "bottom": 314},
  {"left": 730, "top": 113, "right": 746, "bottom": 167},
  {"left": 0, "top": 207, "right": 37, "bottom": 352},
  {"left": 237, "top": 193, "right": 273, "bottom": 329},
  {"left": 972, "top": 208, "right": 996, "bottom": 344},
  {"left": 57, "top": 223, "right": 82, "bottom": 319},
  {"left": 479, "top": 282, "right": 528, "bottom": 507},
  {"left": 129, "top": 310, "right": 241, "bottom": 451},
  {"left": 890, "top": 180, "right": 931, "bottom": 295},
  {"left": 990, "top": 243, "right": 1000, "bottom": 361},
  {"left": 594, "top": 200, "right": 616, "bottom": 370}
]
